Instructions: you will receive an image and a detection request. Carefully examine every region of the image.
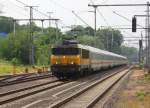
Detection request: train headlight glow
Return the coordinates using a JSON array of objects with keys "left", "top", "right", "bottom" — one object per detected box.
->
[{"left": 77, "top": 55, "right": 80, "bottom": 58}]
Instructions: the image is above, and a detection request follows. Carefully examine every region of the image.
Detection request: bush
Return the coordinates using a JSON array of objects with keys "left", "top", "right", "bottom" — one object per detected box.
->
[
  {"left": 136, "top": 91, "right": 146, "bottom": 101},
  {"left": 139, "top": 63, "right": 144, "bottom": 69},
  {"left": 11, "top": 58, "right": 19, "bottom": 66},
  {"left": 145, "top": 74, "right": 150, "bottom": 81}
]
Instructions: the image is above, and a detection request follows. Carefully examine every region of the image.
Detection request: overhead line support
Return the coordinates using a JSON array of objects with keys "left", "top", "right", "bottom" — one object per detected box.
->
[
  {"left": 88, "top": 4, "right": 150, "bottom": 7},
  {"left": 25, "top": 6, "right": 38, "bottom": 65},
  {"left": 17, "top": 5, "right": 59, "bottom": 65},
  {"left": 94, "top": 6, "right": 97, "bottom": 36}
]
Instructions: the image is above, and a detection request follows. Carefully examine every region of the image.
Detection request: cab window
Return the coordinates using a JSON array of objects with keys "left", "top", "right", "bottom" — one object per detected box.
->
[{"left": 82, "top": 49, "right": 89, "bottom": 58}]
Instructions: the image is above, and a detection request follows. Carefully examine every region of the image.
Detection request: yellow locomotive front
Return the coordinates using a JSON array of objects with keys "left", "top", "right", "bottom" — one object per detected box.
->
[{"left": 51, "top": 46, "right": 82, "bottom": 78}]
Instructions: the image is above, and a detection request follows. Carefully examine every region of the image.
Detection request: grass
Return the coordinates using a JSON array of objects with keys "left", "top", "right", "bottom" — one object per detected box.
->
[
  {"left": 0, "top": 64, "right": 33, "bottom": 76},
  {"left": 145, "top": 74, "right": 150, "bottom": 81},
  {"left": 0, "top": 59, "right": 50, "bottom": 76},
  {"left": 136, "top": 91, "right": 146, "bottom": 101},
  {"left": 0, "top": 59, "right": 33, "bottom": 76}
]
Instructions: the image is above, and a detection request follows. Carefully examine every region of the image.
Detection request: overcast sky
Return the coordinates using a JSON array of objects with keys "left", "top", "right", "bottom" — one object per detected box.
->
[{"left": 0, "top": 0, "right": 149, "bottom": 48}]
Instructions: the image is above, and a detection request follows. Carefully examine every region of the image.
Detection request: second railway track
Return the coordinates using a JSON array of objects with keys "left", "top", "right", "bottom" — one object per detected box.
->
[
  {"left": 0, "top": 80, "right": 69, "bottom": 105},
  {"left": 0, "top": 73, "right": 53, "bottom": 87},
  {"left": 49, "top": 68, "right": 131, "bottom": 108}
]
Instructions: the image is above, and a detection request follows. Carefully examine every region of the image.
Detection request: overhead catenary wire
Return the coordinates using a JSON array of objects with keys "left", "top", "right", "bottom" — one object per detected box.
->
[
  {"left": 0, "top": 0, "right": 29, "bottom": 17},
  {"left": 49, "top": 0, "right": 72, "bottom": 12},
  {"left": 99, "top": 4, "right": 145, "bottom": 30},
  {"left": 90, "top": 0, "right": 110, "bottom": 26},
  {"left": 49, "top": 0, "right": 93, "bottom": 28},
  {"left": 9, "top": 0, "right": 28, "bottom": 12},
  {"left": 16, "top": 0, "right": 49, "bottom": 17},
  {"left": 102, "top": 0, "right": 110, "bottom": 4},
  {"left": 113, "top": 11, "right": 145, "bottom": 28},
  {"left": 88, "top": 2, "right": 145, "bottom": 32},
  {"left": 16, "top": 0, "right": 76, "bottom": 28},
  {"left": 124, "top": 37, "right": 147, "bottom": 38},
  {"left": 15, "top": 0, "right": 67, "bottom": 28},
  {"left": 72, "top": 11, "right": 92, "bottom": 28},
  {"left": 122, "top": 31, "right": 141, "bottom": 37},
  {"left": 49, "top": 0, "right": 83, "bottom": 28}
]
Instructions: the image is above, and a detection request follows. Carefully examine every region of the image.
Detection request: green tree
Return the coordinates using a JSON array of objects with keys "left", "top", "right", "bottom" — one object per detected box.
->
[
  {"left": 77, "top": 35, "right": 104, "bottom": 49},
  {"left": 0, "top": 29, "right": 30, "bottom": 64},
  {"left": 0, "top": 20, "right": 62, "bottom": 65},
  {"left": 84, "top": 26, "right": 94, "bottom": 36},
  {"left": 120, "top": 46, "right": 138, "bottom": 63},
  {"left": 66, "top": 25, "right": 86, "bottom": 36},
  {"left": 0, "top": 16, "right": 19, "bottom": 33},
  {"left": 96, "top": 28, "right": 123, "bottom": 53}
]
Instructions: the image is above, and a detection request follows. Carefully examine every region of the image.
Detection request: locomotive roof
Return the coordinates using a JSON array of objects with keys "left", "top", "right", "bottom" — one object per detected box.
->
[{"left": 78, "top": 44, "right": 127, "bottom": 59}]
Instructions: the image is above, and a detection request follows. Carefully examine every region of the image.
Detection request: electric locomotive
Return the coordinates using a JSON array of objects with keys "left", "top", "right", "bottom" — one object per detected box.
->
[{"left": 50, "top": 40, "right": 127, "bottom": 78}]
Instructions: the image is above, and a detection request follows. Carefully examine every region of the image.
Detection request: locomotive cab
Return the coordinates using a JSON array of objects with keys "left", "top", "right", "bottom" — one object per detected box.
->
[{"left": 50, "top": 42, "right": 82, "bottom": 78}]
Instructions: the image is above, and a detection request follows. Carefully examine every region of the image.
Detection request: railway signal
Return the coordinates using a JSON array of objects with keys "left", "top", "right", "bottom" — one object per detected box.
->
[{"left": 132, "top": 17, "right": 137, "bottom": 32}]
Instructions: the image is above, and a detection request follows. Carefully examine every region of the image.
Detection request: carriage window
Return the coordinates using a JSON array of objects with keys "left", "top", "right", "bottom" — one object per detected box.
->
[
  {"left": 82, "top": 49, "right": 89, "bottom": 58},
  {"left": 52, "top": 48, "right": 80, "bottom": 55}
]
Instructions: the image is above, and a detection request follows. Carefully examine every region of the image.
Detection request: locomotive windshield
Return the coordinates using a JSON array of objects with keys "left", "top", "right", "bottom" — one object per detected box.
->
[{"left": 52, "top": 48, "right": 80, "bottom": 55}]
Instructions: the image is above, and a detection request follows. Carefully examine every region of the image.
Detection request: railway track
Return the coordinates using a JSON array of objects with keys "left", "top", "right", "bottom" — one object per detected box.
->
[
  {"left": 0, "top": 80, "right": 69, "bottom": 105},
  {"left": 0, "top": 74, "right": 32, "bottom": 83},
  {"left": 49, "top": 68, "right": 131, "bottom": 108},
  {"left": 0, "top": 66, "right": 129, "bottom": 108},
  {"left": 0, "top": 72, "right": 52, "bottom": 82},
  {"left": 0, "top": 73, "right": 52, "bottom": 87}
]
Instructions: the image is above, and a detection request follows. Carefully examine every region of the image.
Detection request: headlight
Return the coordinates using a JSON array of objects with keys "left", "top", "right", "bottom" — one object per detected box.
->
[{"left": 77, "top": 55, "right": 80, "bottom": 58}]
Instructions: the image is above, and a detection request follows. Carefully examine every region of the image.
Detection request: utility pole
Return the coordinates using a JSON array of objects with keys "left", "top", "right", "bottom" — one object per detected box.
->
[
  {"left": 132, "top": 14, "right": 150, "bottom": 67},
  {"left": 41, "top": 20, "right": 44, "bottom": 33},
  {"left": 139, "top": 39, "right": 142, "bottom": 64},
  {"left": 94, "top": 6, "right": 97, "bottom": 36},
  {"left": 147, "top": 2, "right": 150, "bottom": 73},
  {"left": 111, "top": 29, "right": 114, "bottom": 51},
  {"left": 26, "top": 6, "right": 38, "bottom": 65},
  {"left": 141, "top": 32, "right": 144, "bottom": 63},
  {"left": 47, "top": 12, "right": 53, "bottom": 27},
  {"left": 47, "top": 12, "right": 53, "bottom": 44},
  {"left": 145, "top": 16, "right": 148, "bottom": 66},
  {"left": 12, "top": 19, "right": 16, "bottom": 50},
  {"left": 13, "top": 20, "right": 16, "bottom": 38},
  {"left": 55, "top": 20, "right": 58, "bottom": 41},
  {"left": 88, "top": 6, "right": 97, "bottom": 36},
  {"left": 107, "top": 35, "right": 109, "bottom": 50}
]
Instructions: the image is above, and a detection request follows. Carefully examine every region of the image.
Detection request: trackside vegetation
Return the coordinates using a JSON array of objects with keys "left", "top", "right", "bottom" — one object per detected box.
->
[{"left": 0, "top": 16, "right": 138, "bottom": 66}]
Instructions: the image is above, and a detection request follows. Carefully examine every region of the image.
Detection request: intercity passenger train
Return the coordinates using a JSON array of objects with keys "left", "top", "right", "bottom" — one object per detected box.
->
[{"left": 50, "top": 40, "right": 128, "bottom": 78}]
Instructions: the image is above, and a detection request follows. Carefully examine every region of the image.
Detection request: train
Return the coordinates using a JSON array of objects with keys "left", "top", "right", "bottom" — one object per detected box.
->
[{"left": 50, "top": 40, "right": 128, "bottom": 78}]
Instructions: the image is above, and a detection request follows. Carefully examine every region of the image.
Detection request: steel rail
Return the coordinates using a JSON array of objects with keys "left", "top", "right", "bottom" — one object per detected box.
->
[
  {"left": 86, "top": 69, "right": 130, "bottom": 108},
  {"left": 0, "top": 81, "right": 69, "bottom": 105},
  {"left": 0, "top": 74, "right": 53, "bottom": 87},
  {"left": 49, "top": 68, "right": 131, "bottom": 108},
  {"left": 0, "top": 73, "right": 35, "bottom": 82},
  {"left": 0, "top": 80, "right": 59, "bottom": 97}
]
